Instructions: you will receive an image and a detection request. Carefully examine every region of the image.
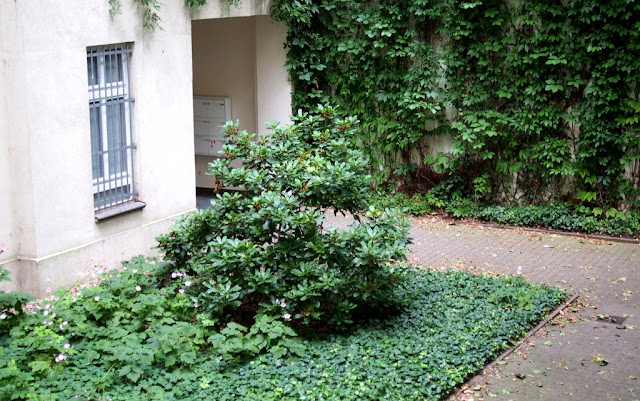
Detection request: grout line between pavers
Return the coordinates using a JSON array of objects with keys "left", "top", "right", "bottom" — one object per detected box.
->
[{"left": 453, "top": 293, "right": 581, "bottom": 398}]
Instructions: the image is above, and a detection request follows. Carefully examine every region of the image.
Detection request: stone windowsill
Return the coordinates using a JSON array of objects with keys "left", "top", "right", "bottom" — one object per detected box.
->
[{"left": 94, "top": 200, "right": 146, "bottom": 223}]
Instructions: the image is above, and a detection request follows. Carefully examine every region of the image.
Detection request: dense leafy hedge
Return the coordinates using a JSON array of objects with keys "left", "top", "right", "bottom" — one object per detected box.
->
[
  {"left": 271, "top": 0, "right": 640, "bottom": 210},
  {"left": 0, "top": 260, "right": 565, "bottom": 400},
  {"left": 377, "top": 192, "right": 640, "bottom": 238}
]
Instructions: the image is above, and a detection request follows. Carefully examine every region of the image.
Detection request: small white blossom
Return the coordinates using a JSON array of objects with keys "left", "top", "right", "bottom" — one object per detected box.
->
[
  {"left": 0, "top": 313, "right": 7, "bottom": 320},
  {"left": 178, "top": 288, "right": 185, "bottom": 294},
  {"left": 280, "top": 302, "right": 287, "bottom": 308},
  {"left": 64, "top": 343, "right": 71, "bottom": 349},
  {"left": 184, "top": 281, "right": 192, "bottom": 287},
  {"left": 135, "top": 285, "right": 141, "bottom": 291},
  {"left": 94, "top": 296, "right": 100, "bottom": 301},
  {"left": 54, "top": 353, "right": 67, "bottom": 363},
  {"left": 283, "top": 313, "right": 291, "bottom": 320}
]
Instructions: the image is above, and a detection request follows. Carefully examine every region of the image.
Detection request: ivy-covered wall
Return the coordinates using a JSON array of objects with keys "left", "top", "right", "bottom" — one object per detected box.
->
[{"left": 271, "top": 0, "right": 640, "bottom": 210}]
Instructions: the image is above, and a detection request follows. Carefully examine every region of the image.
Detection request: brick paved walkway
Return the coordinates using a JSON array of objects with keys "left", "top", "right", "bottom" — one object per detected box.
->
[{"left": 326, "top": 214, "right": 640, "bottom": 401}]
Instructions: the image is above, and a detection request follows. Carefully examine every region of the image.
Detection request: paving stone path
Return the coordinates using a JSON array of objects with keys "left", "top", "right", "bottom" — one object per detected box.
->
[{"left": 326, "top": 214, "right": 640, "bottom": 401}]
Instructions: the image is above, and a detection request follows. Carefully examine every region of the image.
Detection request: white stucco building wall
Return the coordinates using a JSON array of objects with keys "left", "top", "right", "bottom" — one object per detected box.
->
[{"left": 0, "top": 0, "right": 291, "bottom": 296}]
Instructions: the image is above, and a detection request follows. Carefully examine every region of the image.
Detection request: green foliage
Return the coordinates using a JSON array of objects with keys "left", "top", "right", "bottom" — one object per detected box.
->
[
  {"left": 470, "top": 203, "right": 640, "bottom": 237},
  {"left": 272, "top": 0, "right": 448, "bottom": 185},
  {"left": 157, "top": 105, "right": 412, "bottom": 337},
  {"left": 108, "top": 0, "right": 241, "bottom": 30},
  {"left": 272, "top": 0, "right": 640, "bottom": 210},
  {"left": 0, "top": 248, "right": 33, "bottom": 335},
  {"left": 0, "top": 262, "right": 565, "bottom": 400},
  {"left": 371, "top": 192, "right": 444, "bottom": 215},
  {"left": 0, "top": 257, "right": 210, "bottom": 400},
  {"left": 379, "top": 192, "right": 640, "bottom": 238}
]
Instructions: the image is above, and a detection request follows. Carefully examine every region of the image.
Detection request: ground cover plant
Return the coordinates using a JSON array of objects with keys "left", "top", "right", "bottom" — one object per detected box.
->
[
  {"left": 376, "top": 192, "right": 640, "bottom": 238},
  {"left": 0, "top": 260, "right": 565, "bottom": 400}
]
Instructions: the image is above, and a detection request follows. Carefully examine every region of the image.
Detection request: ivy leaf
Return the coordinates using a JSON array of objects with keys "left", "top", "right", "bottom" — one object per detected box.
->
[{"left": 544, "top": 79, "right": 563, "bottom": 93}]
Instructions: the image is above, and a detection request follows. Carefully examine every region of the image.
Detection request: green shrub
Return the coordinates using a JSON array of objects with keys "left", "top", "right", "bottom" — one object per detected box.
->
[
  {"left": 389, "top": 192, "right": 640, "bottom": 238},
  {"left": 157, "top": 105, "right": 411, "bottom": 338},
  {"left": 0, "top": 247, "right": 32, "bottom": 335}
]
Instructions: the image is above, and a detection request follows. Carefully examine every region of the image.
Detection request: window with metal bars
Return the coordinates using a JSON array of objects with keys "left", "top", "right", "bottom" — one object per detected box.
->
[{"left": 87, "top": 43, "right": 136, "bottom": 210}]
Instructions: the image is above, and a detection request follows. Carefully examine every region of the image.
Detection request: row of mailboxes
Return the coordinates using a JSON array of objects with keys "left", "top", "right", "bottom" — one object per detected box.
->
[{"left": 193, "top": 96, "right": 231, "bottom": 157}]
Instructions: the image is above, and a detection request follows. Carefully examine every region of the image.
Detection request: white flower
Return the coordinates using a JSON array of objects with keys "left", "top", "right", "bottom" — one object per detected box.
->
[
  {"left": 54, "top": 353, "right": 67, "bottom": 363},
  {"left": 43, "top": 310, "right": 49, "bottom": 316},
  {"left": 193, "top": 302, "right": 199, "bottom": 308},
  {"left": 516, "top": 266, "right": 523, "bottom": 275},
  {"left": 132, "top": 269, "right": 138, "bottom": 274},
  {"left": 280, "top": 302, "right": 287, "bottom": 308},
  {"left": 0, "top": 313, "right": 6, "bottom": 320},
  {"left": 171, "top": 272, "right": 178, "bottom": 278},
  {"left": 283, "top": 313, "right": 291, "bottom": 320},
  {"left": 135, "top": 285, "right": 141, "bottom": 291},
  {"left": 178, "top": 288, "right": 185, "bottom": 294},
  {"left": 64, "top": 343, "right": 71, "bottom": 349},
  {"left": 94, "top": 296, "right": 100, "bottom": 301},
  {"left": 184, "top": 281, "right": 192, "bottom": 287}
]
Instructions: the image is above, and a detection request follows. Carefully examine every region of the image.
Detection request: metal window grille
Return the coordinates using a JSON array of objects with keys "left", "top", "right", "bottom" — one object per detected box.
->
[{"left": 87, "top": 44, "right": 136, "bottom": 210}]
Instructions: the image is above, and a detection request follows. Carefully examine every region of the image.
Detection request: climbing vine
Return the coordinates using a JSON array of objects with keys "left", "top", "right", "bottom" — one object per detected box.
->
[
  {"left": 272, "top": 0, "right": 449, "bottom": 187},
  {"left": 107, "top": 0, "right": 640, "bottom": 210},
  {"left": 271, "top": 0, "right": 640, "bottom": 210},
  {"left": 108, "top": 0, "right": 240, "bottom": 30}
]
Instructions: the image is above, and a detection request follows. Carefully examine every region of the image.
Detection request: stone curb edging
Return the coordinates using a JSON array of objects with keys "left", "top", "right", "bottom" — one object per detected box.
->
[
  {"left": 429, "top": 216, "right": 639, "bottom": 245},
  {"left": 452, "top": 293, "right": 582, "bottom": 399}
]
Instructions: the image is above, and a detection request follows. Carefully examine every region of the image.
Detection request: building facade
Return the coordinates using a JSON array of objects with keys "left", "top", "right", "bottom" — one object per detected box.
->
[{"left": 0, "top": 0, "right": 291, "bottom": 296}]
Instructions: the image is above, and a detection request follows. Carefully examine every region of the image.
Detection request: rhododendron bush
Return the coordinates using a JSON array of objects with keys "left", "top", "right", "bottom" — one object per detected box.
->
[{"left": 156, "top": 104, "right": 411, "bottom": 336}]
